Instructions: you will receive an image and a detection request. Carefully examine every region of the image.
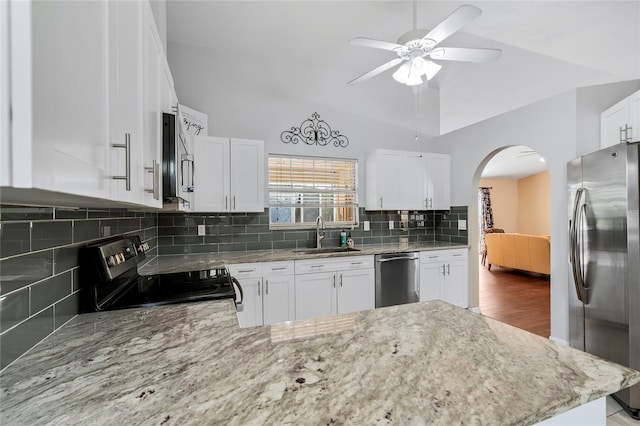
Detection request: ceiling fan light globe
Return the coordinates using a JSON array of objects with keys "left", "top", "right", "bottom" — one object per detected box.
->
[
  {"left": 392, "top": 62, "right": 412, "bottom": 84},
  {"left": 410, "top": 56, "right": 427, "bottom": 75},
  {"left": 424, "top": 60, "right": 442, "bottom": 80}
]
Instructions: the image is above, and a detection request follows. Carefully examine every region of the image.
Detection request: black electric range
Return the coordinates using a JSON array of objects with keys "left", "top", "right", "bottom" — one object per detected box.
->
[{"left": 81, "top": 236, "right": 242, "bottom": 312}]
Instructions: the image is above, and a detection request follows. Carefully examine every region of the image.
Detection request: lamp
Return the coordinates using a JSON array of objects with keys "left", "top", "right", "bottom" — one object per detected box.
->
[{"left": 392, "top": 57, "right": 442, "bottom": 86}]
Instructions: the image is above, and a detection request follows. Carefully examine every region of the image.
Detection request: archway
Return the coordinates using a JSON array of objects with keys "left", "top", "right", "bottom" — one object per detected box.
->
[{"left": 469, "top": 145, "right": 551, "bottom": 336}]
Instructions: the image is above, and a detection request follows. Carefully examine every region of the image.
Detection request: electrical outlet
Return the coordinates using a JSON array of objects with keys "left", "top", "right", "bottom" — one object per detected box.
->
[
  {"left": 363, "top": 221, "right": 370, "bottom": 231},
  {"left": 458, "top": 220, "right": 467, "bottom": 231},
  {"left": 197, "top": 224, "right": 206, "bottom": 236},
  {"left": 102, "top": 226, "right": 110, "bottom": 237},
  {"left": 389, "top": 220, "right": 394, "bottom": 230}
]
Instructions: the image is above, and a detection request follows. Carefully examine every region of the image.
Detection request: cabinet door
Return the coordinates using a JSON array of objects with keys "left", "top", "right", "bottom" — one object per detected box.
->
[
  {"left": 376, "top": 151, "right": 423, "bottom": 210},
  {"left": 444, "top": 260, "right": 469, "bottom": 308},
  {"left": 263, "top": 275, "right": 295, "bottom": 325},
  {"left": 629, "top": 90, "right": 640, "bottom": 142},
  {"left": 230, "top": 138, "right": 264, "bottom": 212},
  {"left": 337, "top": 269, "right": 374, "bottom": 315},
  {"left": 295, "top": 272, "right": 336, "bottom": 320},
  {"left": 236, "top": 278, "right": 263, "bottom": 328},
  {"left": 425, "top": 154, "right": 451, "bottom": 210},
  {"left": 601, "top": 98, "right": 629, "bottom": 149},
  {"left": 108, "top": 0, "right": 144, "bottom": 204},
  {"left": 141, "top": 5, "right": 163, "bottom": 207},
  {"left": 30, "top": 1, "right": 109, "bottom": 196},
  {"left": 193, "top": 136, "right": 230, "bottom": 211},
  {"left": 419, "top": 263, "right": 444, "bottom": 302}
]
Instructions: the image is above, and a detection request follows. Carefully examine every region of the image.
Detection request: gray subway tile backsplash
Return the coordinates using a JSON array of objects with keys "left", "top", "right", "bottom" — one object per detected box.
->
[
  {"left": 0, "top": 205, "right": 157, "bottom": 371},
  {"left": 155, "top": 207, "right": 468, "bottom": 255}
]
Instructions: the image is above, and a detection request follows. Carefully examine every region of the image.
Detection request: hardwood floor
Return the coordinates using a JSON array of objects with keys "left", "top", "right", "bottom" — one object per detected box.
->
[{"left": 478, "top": 259, "right": 550, "bottom": 338}]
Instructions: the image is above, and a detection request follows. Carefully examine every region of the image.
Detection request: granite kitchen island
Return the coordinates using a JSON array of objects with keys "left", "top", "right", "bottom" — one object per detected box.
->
[{"left": 2, "top": 300, "right": 639, "bottom": 425}]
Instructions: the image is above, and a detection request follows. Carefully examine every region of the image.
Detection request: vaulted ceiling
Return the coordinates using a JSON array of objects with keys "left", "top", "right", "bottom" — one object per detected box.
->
[{"left": 166, "top": 1, "right": 640, "bottom": 136}]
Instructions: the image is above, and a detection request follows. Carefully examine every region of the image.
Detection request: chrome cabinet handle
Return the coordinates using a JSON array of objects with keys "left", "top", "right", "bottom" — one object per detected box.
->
[
  {"left": 339, "top": 273, "right": 343, "bottom": 287},
  {"left": 257, "top": 280, "right": 261, "bottom": 296},
  {"left": 350, "top": 261, "right": 363, "bottom": 265},
  {"left": 620, "top": 126, "right": 625, "bottom": 143},
  {"left": 441, "top": 264, "right": 446, "bottom": 276},
  {"left": 452, "top": 253, "right": 463, "bottom": 257},
  {"left": 238, "top": 269, "right": 254, "bottom": 273},
  {"left": 447, "top": 264, "right": 450, "bottom": 275},
  {"left": 429, "top": 198, "right": 433, "bottom": 209},
  {"left": 333, "top": 275, "right": 336, "bottom": 288},
  {"left": 380, "top": 197, "right": 383, "bottom": 208},
  {"left": 265, "top": 279, "right": 269, "bottom": 295},
  {"left": 233, "top": 196, "right": 236, "bottom": 210},
  {"left": 112, "top": 133, "right": 131, "bottom": 191},
  {"left": 626, "top": 125, "right": 632, "bottom": 142},
  {"left": 425, "top": 198, "right": 428, "bottom": 208},
  {"left": 225, "top": 196, "right": 228, "bottom": 210},
  {"left": 310, "top": 264, "right": 325, "bottom": 268},
  {"left": 271, "top": 267, "right": 287, "bottom": 271},
  {"left": 144, "top": 160, "right": 160, "bottom": 200}
]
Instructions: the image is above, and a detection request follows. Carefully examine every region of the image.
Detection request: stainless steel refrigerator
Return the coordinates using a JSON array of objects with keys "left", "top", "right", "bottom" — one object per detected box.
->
[{"left": 568, "top": 142, "right": 640, "bottom": 419}]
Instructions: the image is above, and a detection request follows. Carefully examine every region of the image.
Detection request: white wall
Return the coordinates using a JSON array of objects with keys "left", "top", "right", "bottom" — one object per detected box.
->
[
  {"left": 167, "top": 42, "right": 438, "bottom": 204},
  {"left": 436, "top": 90, "right": 577, "bottom": 342}
]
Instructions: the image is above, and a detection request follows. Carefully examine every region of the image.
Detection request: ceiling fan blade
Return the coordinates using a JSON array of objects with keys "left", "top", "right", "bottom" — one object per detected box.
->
[
  {"left": 347, "top": 58, "right": 404, "bottom": 85},
  {"left": 422, "top": 5, "right": 482, "bottom": 46},
  {"left": 430, "top": 47, "right": 502, "bottom": 63},
  {"left": 349, "top": 37, "right": 404, "bottom": 52}
]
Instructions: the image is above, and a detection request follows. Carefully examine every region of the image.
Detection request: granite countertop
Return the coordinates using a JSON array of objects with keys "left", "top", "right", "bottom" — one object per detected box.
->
[
  {"left": 2, "top": 300, "right": 638, "bottom": 425},
  {"left": 138, "top": 241, "right": 468, "bottom": 275}
]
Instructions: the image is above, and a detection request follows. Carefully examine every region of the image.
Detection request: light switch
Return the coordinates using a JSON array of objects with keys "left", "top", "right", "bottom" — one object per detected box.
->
[
  {"left": 363, "top": 221, "right": 370, "bottom": 231},
  {"left": 458, "top": 220, "right": 467, "bottom": 231},
  {"left": 389, "top": 220, "right": 394, "bottom": 230},
  {"left": 197, "top": 224, "right": 206, "bottom": 236}
]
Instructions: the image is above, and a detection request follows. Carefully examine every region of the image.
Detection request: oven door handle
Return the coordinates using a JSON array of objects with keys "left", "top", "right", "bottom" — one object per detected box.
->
[{"left": 231, "top": 276, "right": 244, "bottom": 306}]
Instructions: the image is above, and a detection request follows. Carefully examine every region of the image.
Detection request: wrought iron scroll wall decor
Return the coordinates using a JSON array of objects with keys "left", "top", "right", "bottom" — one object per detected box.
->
[{"left": 280, "top": 112, "right": 349, "bottom": 148}]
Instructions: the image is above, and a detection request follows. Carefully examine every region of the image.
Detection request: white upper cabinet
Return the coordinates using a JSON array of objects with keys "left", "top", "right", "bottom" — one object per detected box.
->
[
  {"left": 2, "top": 1, "right": 110, "bottom": 201},
  {"left": 193, "top": 136, "right": 264, "bottom": 212},
  {"left": 2, "top": 0, "right": 170, "bottom": 208},
  {"left": 366, "top": 149, "right": 450, "bottom": 211},
  {"left": 601, "top": 89, "right": 640, "bottom": 149},
  {"left": 424, "top": 153, "right": 451, "bottom": 211}
]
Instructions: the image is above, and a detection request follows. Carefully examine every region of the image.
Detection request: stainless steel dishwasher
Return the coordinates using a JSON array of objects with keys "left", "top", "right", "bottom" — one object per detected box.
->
[{"left": 375, "top": 252, "right": 420, "bottom": 308}]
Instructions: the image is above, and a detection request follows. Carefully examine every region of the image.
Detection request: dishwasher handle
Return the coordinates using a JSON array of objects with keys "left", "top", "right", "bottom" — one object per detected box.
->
[{"left": 376, "top": 256, "right": 419, "bottom": 263}]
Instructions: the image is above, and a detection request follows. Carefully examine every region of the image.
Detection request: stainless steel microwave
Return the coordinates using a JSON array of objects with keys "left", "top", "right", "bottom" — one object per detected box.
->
[{"left": 162, "top": 112, "right": 194, "bottom": 209}]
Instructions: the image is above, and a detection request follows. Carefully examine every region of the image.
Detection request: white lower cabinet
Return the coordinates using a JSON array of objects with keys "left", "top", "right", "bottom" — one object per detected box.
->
[
  {"left": 419, "top": 249, "right": 469, "bottom": 308},
  {"left": 294, "top": 256, "right": 375, "bottom": 321},
  {"left": 229, "top": 261, "right": 295, "bottom": 328}
]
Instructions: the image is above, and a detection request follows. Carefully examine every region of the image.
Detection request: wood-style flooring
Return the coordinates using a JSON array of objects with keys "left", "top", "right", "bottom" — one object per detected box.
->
[{"left": 479, "top": 260, "right": 550, "bottom": 338}]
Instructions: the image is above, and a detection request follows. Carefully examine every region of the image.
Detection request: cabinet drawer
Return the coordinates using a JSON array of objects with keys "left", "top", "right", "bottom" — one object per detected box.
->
[
  {"left": 263, "top": 261, "right": 294, "bottom": 276},
  {"left": 295, "top": 255, "right": 373, "bottom": 274},
  {"left": 420, "top": 249, "right": 468, "bottom": 263},
  {"left": 227, "top": 262, "right": 263, "bottom": 278}
]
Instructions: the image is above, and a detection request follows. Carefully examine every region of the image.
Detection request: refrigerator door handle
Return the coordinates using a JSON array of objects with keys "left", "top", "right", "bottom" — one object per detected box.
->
[{"left": 570, "top": 188, "right": 589, "bottom": 304}]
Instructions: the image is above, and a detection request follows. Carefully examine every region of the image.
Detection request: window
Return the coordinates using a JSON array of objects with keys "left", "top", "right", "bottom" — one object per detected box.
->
[{"left": 268, "top": 154, "right": 358, "bottom": 229}]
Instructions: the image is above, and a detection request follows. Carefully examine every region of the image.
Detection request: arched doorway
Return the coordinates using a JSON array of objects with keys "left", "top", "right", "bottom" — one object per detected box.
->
[{"left": 471, "top": 145, "right": 550, "bottom": 337}]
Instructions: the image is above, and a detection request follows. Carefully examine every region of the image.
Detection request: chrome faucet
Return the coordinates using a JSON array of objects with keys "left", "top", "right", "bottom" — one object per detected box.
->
[{"left": 315, "top": 216, "right": 326, "bottom": 248}]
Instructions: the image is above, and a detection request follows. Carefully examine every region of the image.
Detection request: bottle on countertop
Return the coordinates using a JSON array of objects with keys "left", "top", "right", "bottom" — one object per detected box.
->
[
  {"left": 346, "top": 231, "right": 354, "bottom": 248},
  {"left": 340, "top": 230, "right": 347, "bottom": 247}
]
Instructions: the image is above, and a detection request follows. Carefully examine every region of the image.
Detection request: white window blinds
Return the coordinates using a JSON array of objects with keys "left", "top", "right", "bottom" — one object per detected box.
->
[{"left": 268, "top": 155, "right": 358, "bottom": 228}]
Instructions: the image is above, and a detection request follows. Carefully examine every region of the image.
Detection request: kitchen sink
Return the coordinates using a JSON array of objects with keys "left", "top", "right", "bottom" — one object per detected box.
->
[{"left": 293, "top": 247, "right": 361, "bottom": 255}]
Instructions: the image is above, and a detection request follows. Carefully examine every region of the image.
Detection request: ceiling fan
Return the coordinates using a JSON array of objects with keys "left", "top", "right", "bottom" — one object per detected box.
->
[{"left": 347, "top": 2, "right": 502, "bottom": 86}]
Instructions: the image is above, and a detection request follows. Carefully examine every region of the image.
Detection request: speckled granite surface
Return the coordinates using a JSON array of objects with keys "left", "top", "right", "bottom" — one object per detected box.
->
[
  {"left": 138, "top": 242, "right": 468, "bottom": 275},
  {"left": 2, "top": 300, "right": 638, "bottom": 425}
]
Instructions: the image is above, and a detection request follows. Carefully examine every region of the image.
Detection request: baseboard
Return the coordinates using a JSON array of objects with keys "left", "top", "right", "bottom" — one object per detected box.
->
[
  {"left": 549, "top": 336, "right": 569, "bottom": 346},
  {"left": 468, "top": 306, "right": 482, "bottom": 314}
]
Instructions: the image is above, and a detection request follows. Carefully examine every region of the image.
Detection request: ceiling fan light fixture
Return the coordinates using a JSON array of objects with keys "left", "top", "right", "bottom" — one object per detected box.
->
[
  {"left": 406, "top": 73, "right": 423, "bottom": 86},
  {"left": 392, "top": 62, "right": 412, "bottom": 84}
]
